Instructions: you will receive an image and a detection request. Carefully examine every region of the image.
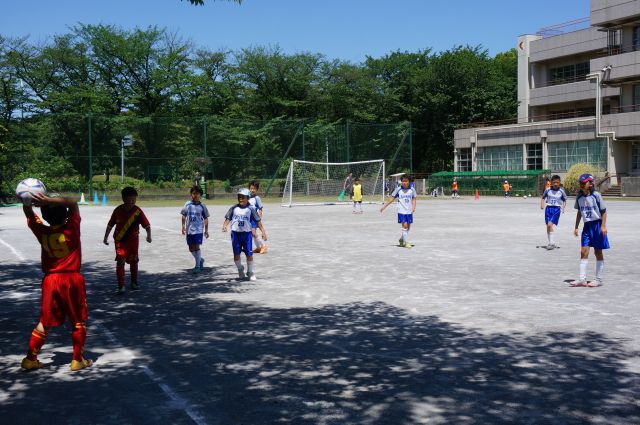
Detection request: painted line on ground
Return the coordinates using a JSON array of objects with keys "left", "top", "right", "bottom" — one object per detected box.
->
[
  {"left": 95, "top": 322, "right": 210, "bottom": 425},
  {"left": 154, "top": 226, "right": 182, "bottom": 234},
  {"left": 0, "top": 237, "right": 26, "bottom": 261}
]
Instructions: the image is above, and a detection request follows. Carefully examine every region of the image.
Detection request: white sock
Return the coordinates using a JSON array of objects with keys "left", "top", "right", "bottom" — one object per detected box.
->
[
  {"left": 234, "top": 260, "right": 243, "bottom": 272},
  {"left": 247, "top": 261, "right": 254, "bottom": 274},
  {"left": 194, "top": 250, "right": 201, "bottom": 267},
  {"left": 596, "top": 260, "right": 604, "bottom": 283},
  {"left": 402, "top": 229, "right": 408, "bottom": 243},
  {"left": 549, "top": 231, "right": 554, "bottom": 245},
  {"left": 579, "top": 259, "right": 588, "bottom": 281},
  {"left": 256, "top": 234, "right": 264, "bottom": 248}
]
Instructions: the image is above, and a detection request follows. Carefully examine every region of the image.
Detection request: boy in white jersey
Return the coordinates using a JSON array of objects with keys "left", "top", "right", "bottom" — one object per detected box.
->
[
  {"left": 222, "top": 188, "right": 267, "bottom": 281},
  {"left": 573, "top": 173, "right": 609, "bottom": 287},
  {"left": 248, "top": 180, "right": 267, "bottom": 254},
  {"left": 181, "top": 186, "right": 210, "bottom": 273},
  {"left": 380, "top": 174, "right": 417, "bottom": 248},
  {"left": 539, "top": 174, "right": 567, "bottom": 250}
]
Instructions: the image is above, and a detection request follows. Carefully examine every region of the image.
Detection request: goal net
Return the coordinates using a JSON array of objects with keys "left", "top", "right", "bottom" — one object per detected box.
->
[{"left": 282, "top": 159, "right": 385, "bottom": 207}]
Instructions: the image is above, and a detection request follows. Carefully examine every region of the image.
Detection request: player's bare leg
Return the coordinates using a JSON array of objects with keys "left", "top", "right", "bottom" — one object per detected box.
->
[{"left": 116, "top": 259, "right": 126, "bottom": 294}]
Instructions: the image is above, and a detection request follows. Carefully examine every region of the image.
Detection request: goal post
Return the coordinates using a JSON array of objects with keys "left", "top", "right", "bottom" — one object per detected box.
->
[{"left": 282, "top": 159, "right": 385, "bottom": 207}]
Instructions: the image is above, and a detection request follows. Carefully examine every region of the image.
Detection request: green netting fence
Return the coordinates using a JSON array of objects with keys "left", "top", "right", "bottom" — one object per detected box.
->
[
  {"left": 429, "top": 170, "right": 550, "bottom": 197},
  {"left": 0, "top": 114, "right": 412, "bottom": 199}
]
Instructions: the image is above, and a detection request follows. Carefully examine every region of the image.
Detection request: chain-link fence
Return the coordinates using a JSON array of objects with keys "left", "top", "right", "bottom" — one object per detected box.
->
[{"left": 1, "top": 114, "right": 412, "bottom": 198}]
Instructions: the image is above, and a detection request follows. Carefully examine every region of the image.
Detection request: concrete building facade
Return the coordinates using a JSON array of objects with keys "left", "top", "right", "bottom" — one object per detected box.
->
[{"left": 453, "top": 0, "right": 640, "bottom": 194}]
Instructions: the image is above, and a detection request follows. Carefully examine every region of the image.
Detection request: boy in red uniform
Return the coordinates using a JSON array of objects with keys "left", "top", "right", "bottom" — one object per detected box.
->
[
  {"left": 20, "top": 192, "right": 93, "bottom": 371},
  {"left": 103, "top": 187, "right": 151, "bottom": 294}
]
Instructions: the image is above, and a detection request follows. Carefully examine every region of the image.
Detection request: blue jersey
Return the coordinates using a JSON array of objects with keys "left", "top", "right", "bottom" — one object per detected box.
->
[
  {"left": 225, "top": 204, "right": 261, "bottom": 233},
  {"left": 392, "top": 187, "right": 416, "bottom": 215},
  {"left": 180, "top": 201, "right": 210, "bottom": 235},
  {"left": 574, "top": 190, "right": 606, "bottom": 223},
  {"left": 542, "top": 187, "right": 567, "bottom": 207}
]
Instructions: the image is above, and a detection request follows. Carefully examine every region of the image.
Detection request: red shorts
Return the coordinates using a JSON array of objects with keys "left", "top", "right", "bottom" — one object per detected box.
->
[
  {"left": 115, "top": 237, "right": 139, "bottom": 264},
  {"left": 40, "top": 272, "right": 88, "bottom": 327}
]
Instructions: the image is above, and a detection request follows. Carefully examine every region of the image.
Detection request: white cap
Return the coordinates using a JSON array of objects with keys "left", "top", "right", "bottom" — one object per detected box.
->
[{"left": 237, "top": 188, "right": 251, "bottom": 197}]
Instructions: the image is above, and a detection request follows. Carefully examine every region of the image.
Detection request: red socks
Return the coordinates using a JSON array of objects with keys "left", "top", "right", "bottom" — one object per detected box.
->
[
  {"left": 71, "top": 322, "right": 87, "bottom": 362},
  {"left": 27, "top": 328, "right": 47, "bottom": 361},
  {"left": 130, "top": 262, "right": 138, "bottom": 284},
  {"left": 116, "top": 262, "right": 125, "bottom": 286}
]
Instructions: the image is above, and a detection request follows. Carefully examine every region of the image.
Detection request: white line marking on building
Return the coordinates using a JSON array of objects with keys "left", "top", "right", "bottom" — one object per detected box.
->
[
  {"left": 95, "top": 323, "right": 210, "bottom": 425},
  {"left": 0, "top": 237, "right": 26, "bottom": 261}
]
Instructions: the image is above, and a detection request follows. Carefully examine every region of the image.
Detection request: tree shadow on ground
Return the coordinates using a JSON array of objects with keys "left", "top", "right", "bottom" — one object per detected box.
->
[{"left": 1, "top": 261, "right": 639, "bottom": 424}]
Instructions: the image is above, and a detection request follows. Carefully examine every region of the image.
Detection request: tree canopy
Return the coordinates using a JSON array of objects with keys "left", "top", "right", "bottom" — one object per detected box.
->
[{"left": 0, "top": 24, "right": 517, "bottom": 192}]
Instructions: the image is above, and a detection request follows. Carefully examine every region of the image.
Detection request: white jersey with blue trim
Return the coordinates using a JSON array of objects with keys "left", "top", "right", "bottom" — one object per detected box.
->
[
  {"left": 542, "top": 188, "right": 567, "bottom": 207},
  {"left": 574, "top": 190, "right": 606, "bottom": 223},
  {"left": 249, "top": 195, "right": 263, "bottom": 210},
  {"left": 394, "top": 187, "right": 416, "bottom": 215},
  {"left": 225, "top": 204, "right": 261, "bottom": 232},
  {"left": 180, "top": 201, "right": 210, "bottom": 235}
]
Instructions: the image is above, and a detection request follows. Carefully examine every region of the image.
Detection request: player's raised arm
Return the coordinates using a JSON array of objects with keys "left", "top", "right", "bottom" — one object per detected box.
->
[{"left": 380, "top": 195, "right": 394, "bottom": 213}]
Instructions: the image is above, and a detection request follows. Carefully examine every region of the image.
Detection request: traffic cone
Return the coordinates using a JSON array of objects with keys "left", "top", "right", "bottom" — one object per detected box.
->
[
  {"left": 79, "top": 193, "right": 88, "bottom": 205},
  {"left": 93, "top": 192, "right": 99, "bottom": 205},
  {"left": 474, "top": 189, "right": 479, "bottom": 200},
  {"left": 102, "top": 193, "right": 107, "bottom": 206}
]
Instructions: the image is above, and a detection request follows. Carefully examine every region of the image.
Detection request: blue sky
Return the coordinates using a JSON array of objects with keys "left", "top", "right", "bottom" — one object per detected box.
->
[{"left": 1, "top": 0, "right": 590, "bottom": 63}]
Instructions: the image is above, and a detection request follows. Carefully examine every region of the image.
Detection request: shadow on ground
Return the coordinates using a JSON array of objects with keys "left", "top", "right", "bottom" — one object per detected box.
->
[{"left": 1, "top": 261, "right": 639, "bottom": 424}]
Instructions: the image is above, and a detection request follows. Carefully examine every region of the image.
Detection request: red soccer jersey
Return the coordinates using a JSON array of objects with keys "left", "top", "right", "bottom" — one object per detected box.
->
[
  {"left": 28, "top": 210, "right": 82, "bottom": 273},
  {"left": 108, "top": 205, "right": 150, "bottom": 243}
]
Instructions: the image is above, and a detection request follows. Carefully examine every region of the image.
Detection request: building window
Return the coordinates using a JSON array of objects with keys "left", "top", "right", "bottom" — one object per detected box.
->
[
  {"left": 527, "top": 144, "right": 543, "bottom": 170},
  {"left": 477, "top": 145, "right": 524, "bottom": 171},
  {"left": 633, "top": 144, "right": 640, "bottom": 171},
  {"left": 633, "top": 26, "right": 640, "bottom": 51},
  {"left": 634, "top": 84, "right": 640, "bottom": 111},
  {"left": 547, "top": 139, "right": 607, "bottom": 171},
  {"left": 549, "top": 62, "right": 590, "bottom": 85},
  {"left": 457, "top": 148, "right": 472, "bottom": 172}
]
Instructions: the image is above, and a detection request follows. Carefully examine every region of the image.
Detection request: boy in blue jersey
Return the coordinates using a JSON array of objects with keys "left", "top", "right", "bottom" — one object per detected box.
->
[
  {"left": 380, "top": 174, "right": 417, "bottom": 248},
  {"left": 181, "top": 186, "right": 210, "bottom": 273},
  {"left": 573, "top": 173, "right": 609, "bottom": 287},
  {"left": 248, "top": 180, "right": 267, "bottom": 254},
  {"left": 223, "top": 188, "right": 267, "bottom": 281},
  {"left": 539, "top": 175, "right": 567, "bottom": 250}
]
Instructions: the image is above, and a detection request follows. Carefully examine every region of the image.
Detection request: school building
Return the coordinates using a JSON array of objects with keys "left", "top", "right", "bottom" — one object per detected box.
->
[{"left": 453, "top": 0, "right": 640, "bottom": 195}]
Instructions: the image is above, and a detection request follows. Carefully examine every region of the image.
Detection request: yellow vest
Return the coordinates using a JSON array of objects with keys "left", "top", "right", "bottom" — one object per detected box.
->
[{"left": 353, "top": 184, "right": 363, "bottom": 201}]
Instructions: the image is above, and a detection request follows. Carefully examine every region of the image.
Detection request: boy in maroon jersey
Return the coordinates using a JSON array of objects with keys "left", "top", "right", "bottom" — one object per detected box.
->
[
  {"left": 21, "top": 192, "right": 93, "bottom": 371},
  {"left": 103, "top": 187, "right": 151, "bottom": 294}
]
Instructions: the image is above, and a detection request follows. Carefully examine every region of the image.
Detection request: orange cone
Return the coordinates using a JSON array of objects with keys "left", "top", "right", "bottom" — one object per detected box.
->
[{"left": 475, "top": 189, "right": 479, "bottom": 200}]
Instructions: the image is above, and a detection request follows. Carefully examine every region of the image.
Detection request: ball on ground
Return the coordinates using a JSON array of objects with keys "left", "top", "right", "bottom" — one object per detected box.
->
[{"left": 16, "top": 178, "right": 46, "bottom": 205}]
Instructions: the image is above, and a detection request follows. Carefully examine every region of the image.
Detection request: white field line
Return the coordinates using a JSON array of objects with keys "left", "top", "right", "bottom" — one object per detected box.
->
[
  {"left": 95, "top": 323, "right": 210, "bottom": 425},
  {"left": 0, "top": 237, "right": 26, "bottom": 261},
  {"left": 154, "top": 226, "right": 181, "bottom": 234}
]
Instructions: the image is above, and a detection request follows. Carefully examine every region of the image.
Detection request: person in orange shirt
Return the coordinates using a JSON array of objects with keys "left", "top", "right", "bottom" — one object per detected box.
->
[
  {"left": 503, "top": 180, "right": 512, "bottom": 198},
  {"left": 20, "top": 192, "right": 93, "bottom": 371},
  {"left": 451, "top": 178, "right": 459, "bottom": 198}
]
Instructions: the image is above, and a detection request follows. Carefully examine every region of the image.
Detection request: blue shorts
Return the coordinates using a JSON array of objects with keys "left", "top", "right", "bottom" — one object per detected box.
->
[
  {"left": 545, "top": 206, "right": 561, "bottom": 225},
  {"left": 186, "top": 233, "right": 203, "bottom": 246},
  {"left": 397, "top": 213, "right": 413, "bottom": 224},
  {"left": 581, "top": 220, "right": 610, "bottom": 249},
  {"left": 231, "top": 231, "right": 253, "bottom": 256}
]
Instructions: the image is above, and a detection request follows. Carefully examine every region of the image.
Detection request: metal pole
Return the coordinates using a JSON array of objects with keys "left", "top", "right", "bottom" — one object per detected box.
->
[
  {"left": 301, "top": 119, "right": 305, "bottom": 161},
  {"left": 87, "top": 114, "right": 93, "bottom": 193},
  {"left": 325, "top": 136, "right": 329, "bottom": 180},
  {"left": 121, "top": 142, "right": 124, "bottom": 182},
  {"left": 346, "top": 120, "right": 350, "bottom": 162},
  {"left": 408, "top": 121, "right": 413, "bottom": 173}
]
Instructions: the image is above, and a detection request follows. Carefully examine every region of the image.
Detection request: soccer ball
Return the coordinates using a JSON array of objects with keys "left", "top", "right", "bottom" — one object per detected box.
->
[
  {"left": 523, "top": 195, "right": 527, "bottom": 199},
  {"left": 16, "top": 178, "right": 46, "bottom": 206}
]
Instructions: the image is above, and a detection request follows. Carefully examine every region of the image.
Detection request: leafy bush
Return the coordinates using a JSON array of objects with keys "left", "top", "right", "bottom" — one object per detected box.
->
[{"left": 564, "top": 163, "right": 599, "bottom": 194}]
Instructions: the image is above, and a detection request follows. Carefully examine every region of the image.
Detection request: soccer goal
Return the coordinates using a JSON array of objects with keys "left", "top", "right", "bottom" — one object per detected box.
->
[{"left": 282, "top": 159, "right": 385, "bottom": 207}]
